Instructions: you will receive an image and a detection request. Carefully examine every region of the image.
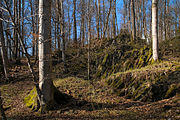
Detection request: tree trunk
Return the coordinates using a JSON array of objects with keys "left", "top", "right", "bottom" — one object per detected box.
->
[
  {"left": 39, "top": 0, "right": 54, "bottom": 111},
  {"left": 164, "top": 0, "right": 166, "bottom": 40},
  {"left": 18, "top": 0, "right": 21, "bottom": 58},
  {"left": 0, "top": 8, "right": 9, "bottom": 79},
  {"left": 152, "top": 0, "right": 158, "bottom": 61},
  {"left": 166, "top": 0, "right": 170, "bottom": 39},
  {"left": 21, "top": 0, "right": 25, "bottom": 57},
  {"left": 131, "top": 0, "right": 136, "bottom": 41},
  {"left": 13, "top": 0, "right": 18, "bottom": 60},
  {"left": 35, "top": 0, "right": 39, "bottom": 58},
  {"left": 96, "top": 0, "right": 100, "bottom": 39},
  {"left": 80, "top": 0, "right": 85, "bottom": 47},
  {"left": 103, "top": 0, "right": 106, "bottom": 37},
  {"left": 59, "top": 0, "right": 66, "bottom": 72},
  {"left": 112, "top": 0, "right": 116, "bottom": 38},
  {"left": 56, "top": 0, "right": 61, "bottom": 50},
  {"left": 30, "top": 1, "right": 35, "bottom": 56},
  {"left": 128, "top": 0, "right": 131, "bottom": 33},
  {"left": 102, "top": 0, "right": 112, "bottom": 38},
  {"left": 87, "top": 0, "right": 92, "bottom": 80},
  {"left": 0, "top": 91, "right": 7, "bottom": 120},
  {"left": 67, "top": 0, "right": 71, "bottom": 46},
  {"left": 123, "top": 0, "right": 127, "bottom": 28},
  {"left": 73, "top": 0, "right": 77, "bottom": 47},
  {"left": 143, "top": 0, "right": 147, "bottom": 39}
]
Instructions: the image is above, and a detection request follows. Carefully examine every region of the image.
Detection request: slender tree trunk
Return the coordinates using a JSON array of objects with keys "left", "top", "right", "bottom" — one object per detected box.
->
[
  {"left": 21, "top": 0, "right": 24, "bottom": 57},
  {"left": 128, "top": 0, "right": 131, "bottom": 33},
  {"left": 174, "top": 4, "right": 178, "bottom": 36},
  {"left": 112, "top": 0, "right": 116, "bottom": 38},
  {"left": 0, "top": 91, "right": 7, "bottom": 120},
  {"left": 123, "top": 0, "right": 127, "bottom": 28},
  {"left": 13, "top": 0, "right": 17, "bottom": 60},
  {"left": 35, "top": 0, "right": 39, "bottom": 58},
  {"left": 131, "top": 0, "right": 136, "bottom": 41},
  {"left": 39, "top": 0, "right": 54, "bottom": 111},
  {"left": 80, "top": 0, "right": 85, "bottom": 47},
  {"left": 137, "top": 0, "right": 142, "bottom": 37},
  {"left": 82, "top": 18, "right": 85, "bottom": 47},
  {"left": 67, "top": 0, "right": 71, "bottom": 46},
  {"left": 5, "top": 30, "right": 12, "bottom": 59},
  {"left": 164, "top": 0, "right": 166, "bottom": 40},
  {"left": 18, "top": 0, "right": 21, "bottom": 58},
  {"left": 0, "top": 9, "right": 9, "bottom": 79},
  {"left": 102, "top": 0, "right": 112, "bottom": 38},
  {"left": 60, "top": 0, "right": 66, "bottom": 72},
  {"left": 166, "top": 0, "right": 170, "bottom": 39},
  {"left": 143, "top": 0, "right": 147, "bottom": 39},
  {"left": 88, "top": 0, "right": 92, "bottom": 80},
  {"left": 73, "top": 0, "right": 77, "bottom": 47},
  {"left": 30, "top": 1, "right": 35, "bottom": 56},
  {"left": 179, "top": 16, "right": 180, "bottom": 33},
  {"left": 56, "top": 0, "right": 61, "bottom": 50},
  {"left": 100, "top": 0, "right": 103, "bottom": 38},
  {"left": 103, "top": 0, "right": 106, "bottom": 37},
  {"left": 152, "top": 0, "right": 158, "bottom": 61},
  {"left": 96, "top": 0, "right": 100, "bottom": 39},
  {"left": 54, "top": 20, "right": 57, "bottom": 51}
]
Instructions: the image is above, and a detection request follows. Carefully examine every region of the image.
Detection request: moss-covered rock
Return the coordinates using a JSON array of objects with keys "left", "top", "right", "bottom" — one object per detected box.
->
[
  {"left": 96, "top": 45, "right": 152, "bottom": 79},
  {"left": 24, "top": 85, "right": 69, "bottom": 112},
  {"left": 24, "top": 87, "right": 40, "bottom": 112},
  {"left": 106, "top": 61, "right": 180, "bottom": 102}
]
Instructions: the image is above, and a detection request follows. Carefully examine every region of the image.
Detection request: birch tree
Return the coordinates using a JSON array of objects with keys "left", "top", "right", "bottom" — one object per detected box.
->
[
  {"left": 152, "top": 0, "right": 158, "bottom": 61},
  {"left": 39, "top": 0, "right": 54, "bottom": 111}
]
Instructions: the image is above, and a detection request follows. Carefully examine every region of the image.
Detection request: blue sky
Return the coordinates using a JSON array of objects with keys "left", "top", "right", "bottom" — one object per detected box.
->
[{"left": 116, "top": 0, "right": 124, "bottom": 28}]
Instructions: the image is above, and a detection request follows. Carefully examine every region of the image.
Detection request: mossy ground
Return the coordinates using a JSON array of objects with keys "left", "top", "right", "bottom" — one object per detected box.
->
[{"left": 106, "top": 61, "right": 180, "bottom": 102}]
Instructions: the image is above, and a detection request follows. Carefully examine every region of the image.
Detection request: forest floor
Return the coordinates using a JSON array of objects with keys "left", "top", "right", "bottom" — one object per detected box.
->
[{"left": 0, "top": 60, "right": 180, "bottom": 120}]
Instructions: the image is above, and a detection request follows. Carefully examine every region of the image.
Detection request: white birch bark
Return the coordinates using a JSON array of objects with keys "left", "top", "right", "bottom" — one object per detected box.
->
[{"left": 152, "top": 0, "right": 158, "bottom": 61}]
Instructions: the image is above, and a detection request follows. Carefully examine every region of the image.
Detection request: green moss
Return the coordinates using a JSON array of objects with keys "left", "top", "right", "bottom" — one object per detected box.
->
[
  {"left": 133, "top": 82, "right": 151, "bottom": 101},
  {"left": 24, "top": 85, "right": 68, "bottom": 112},
  {"left": 175, "top": 66, "right": 180, "bottom": 71},
  {"left": 106, "top": 61, "right": 180, "bottom": 102},
  {"left": 96, "top": 66, "right": 102, "bottom": 77},
  {"left": 24, "top": 87, "right": 40, "bottom": 112},
  {"left": 165, "top": 84, "right": 177, "bottom": 98},
  {"left": 111, "top": 77, "right": 124, "bottom": 89},
  {"left": 102, "top": 54, "right": 109, "bottom": 65},
  {"left": 96, "top": 45, "right": 153, "bottom": 79}
]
